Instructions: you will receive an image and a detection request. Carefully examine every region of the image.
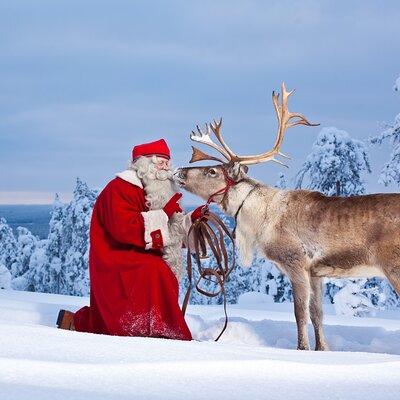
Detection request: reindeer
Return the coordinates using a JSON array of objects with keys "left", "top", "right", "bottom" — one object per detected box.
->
[{"left": 175, "top": 83, "right": 400, "bottom": 351}]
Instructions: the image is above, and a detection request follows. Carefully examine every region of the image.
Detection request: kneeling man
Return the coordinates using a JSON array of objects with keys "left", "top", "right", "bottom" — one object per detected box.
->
[{"left": 57, "top": 138, "right": 194, "bottom": 340}]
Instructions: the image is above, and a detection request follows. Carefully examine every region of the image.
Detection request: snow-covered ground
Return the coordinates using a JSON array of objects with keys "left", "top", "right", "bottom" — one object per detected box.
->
[{"left": 0, "top": 289, "right": 400, "bottom": 399}]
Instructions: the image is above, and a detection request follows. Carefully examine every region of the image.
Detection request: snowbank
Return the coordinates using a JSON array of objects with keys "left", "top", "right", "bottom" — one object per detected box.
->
[{"left": 0, "top": 289, "right": 399, "bottom": 399}]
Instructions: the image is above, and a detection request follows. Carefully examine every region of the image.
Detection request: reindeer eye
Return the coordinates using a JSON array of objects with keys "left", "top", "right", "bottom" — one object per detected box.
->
[{"left": 208, "top": 168, "right": 217, "bottom": 177}]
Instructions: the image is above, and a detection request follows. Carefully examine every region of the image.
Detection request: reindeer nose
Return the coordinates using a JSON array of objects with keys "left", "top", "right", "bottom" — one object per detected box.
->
[{"left": 176, "top": 168, "right": 188, "bottom": 180}]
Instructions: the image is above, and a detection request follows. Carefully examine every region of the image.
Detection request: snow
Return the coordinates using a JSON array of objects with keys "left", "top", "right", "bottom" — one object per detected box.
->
[
  {"left": 333, "top": 279, "right": 375, "bottom": 317},
  {"left": 0, "top": 289, "right": 400, "bottom": 399}
]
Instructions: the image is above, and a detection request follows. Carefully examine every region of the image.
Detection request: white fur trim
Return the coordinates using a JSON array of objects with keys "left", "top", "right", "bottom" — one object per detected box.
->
[
  {"left": 141, "top": 209, "right": 170, "bottom": 250},
  {"left": 116, "top": 170, "right": 143, "bottom": 189}
]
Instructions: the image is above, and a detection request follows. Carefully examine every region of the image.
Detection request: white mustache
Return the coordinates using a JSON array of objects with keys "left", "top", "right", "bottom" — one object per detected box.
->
[{"left": 155, "top": 169, "right": 173, "bottom": 181}]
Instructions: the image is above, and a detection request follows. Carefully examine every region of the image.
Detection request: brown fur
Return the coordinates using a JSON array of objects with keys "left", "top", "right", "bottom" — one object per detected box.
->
[{"left": 176, "top": 165, "right": 400, "bottom": 351}]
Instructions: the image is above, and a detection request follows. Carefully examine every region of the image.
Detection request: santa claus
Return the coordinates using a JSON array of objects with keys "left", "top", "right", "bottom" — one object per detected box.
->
[{"left": 56, "top": 138, "right": 199, "bottom": 340}]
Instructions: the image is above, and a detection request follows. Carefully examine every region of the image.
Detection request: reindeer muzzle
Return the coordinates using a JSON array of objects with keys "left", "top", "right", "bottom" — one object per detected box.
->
[{"left": 174, "top": 168, "right": 188, "bottom": 186}]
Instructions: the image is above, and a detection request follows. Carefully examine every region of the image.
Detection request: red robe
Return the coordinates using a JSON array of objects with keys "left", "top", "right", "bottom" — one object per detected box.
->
[{"left": 74, "top": 171, "right": 192, "bottom": 340}]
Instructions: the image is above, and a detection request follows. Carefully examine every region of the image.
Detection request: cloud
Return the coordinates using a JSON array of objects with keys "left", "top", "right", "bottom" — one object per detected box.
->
[{"left": 0, "top": 0, "right": 399, "bottom": 201}]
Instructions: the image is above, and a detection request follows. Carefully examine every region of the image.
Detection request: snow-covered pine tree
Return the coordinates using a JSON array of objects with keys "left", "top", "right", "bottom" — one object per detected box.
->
[
  {"left": 0, "top": 217, "right": 18, "bottom": 274},
  {"left": 11, "top": 227, "right": 39, "bottom": 291},
  {"left": 370, "top": 75, "right": 400, "bottom": 187},
  {"left": 295, "top": 126, "right": 375, "bottom": 316},
  {"left": 0, "top": 180, "right": 99, "bottom": 296},
  {"left": 34, "top": 194, "right": 65, "bottom": 293},
  {"left": 28, "top": 239, "right": 49, "bottom": 291},
  {"left": 61, "top": 178, "right": 97, "bottom": 296},
  {"left": 0, "top": 216, "right": 50, "bottom": 292},
  {"left": 295, "top": 127, "right": 371, "bottom": 196}
]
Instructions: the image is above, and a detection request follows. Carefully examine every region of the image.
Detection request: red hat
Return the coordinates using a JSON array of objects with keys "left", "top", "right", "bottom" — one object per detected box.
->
[{"left": 132, "top": 139, "right": 171, "bottom": 160}]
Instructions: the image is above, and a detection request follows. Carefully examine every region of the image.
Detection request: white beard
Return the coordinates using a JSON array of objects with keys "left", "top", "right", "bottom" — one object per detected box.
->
[{"left": 131, "top": 156, "right": 185, "bottom": 281}]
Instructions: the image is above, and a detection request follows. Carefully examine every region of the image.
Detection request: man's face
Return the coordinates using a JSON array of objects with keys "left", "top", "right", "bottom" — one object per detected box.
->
[{"left": 150, "top": 156, "right": 170, "bottom": 171}]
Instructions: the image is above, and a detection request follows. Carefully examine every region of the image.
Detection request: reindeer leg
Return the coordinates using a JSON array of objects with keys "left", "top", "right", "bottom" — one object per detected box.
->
[
  {"left": 291, "top": 271, "right": 311, "bottom": 350},
  {"left": 309, "top": 277, "right": 329, "bottom": 351}
]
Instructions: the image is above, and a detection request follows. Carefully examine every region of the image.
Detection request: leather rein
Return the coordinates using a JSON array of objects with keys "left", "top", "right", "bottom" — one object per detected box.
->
[{"left": 181, "top": 167, "right": 242, "bottom": 341}]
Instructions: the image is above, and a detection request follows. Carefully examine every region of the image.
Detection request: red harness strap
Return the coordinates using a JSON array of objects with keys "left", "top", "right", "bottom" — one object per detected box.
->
[
  {"left": 191, "top": 168, "right": 239, "bottom": 223},
  {"left": 203, "top": 168, "right": 237, "bottom": 210}
]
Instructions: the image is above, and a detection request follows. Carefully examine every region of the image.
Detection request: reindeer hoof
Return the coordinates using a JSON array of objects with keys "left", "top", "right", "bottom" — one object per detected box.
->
[
  {"left": 297, "top": 343, "right": 310, "bottom": 350},
  {"left": 315, "top": 342, "right": 330, "bottom": 351}
]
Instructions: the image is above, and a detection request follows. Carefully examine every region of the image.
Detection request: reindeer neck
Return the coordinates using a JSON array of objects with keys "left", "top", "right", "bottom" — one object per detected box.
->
[{"left": 220, "top": 177, "right": 275, "bottom": 217}]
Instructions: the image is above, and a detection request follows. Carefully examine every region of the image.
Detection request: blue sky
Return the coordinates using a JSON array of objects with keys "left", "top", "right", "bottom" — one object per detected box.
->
[{"left": 0, "top": 0, "right": 399, "bottom": 204}]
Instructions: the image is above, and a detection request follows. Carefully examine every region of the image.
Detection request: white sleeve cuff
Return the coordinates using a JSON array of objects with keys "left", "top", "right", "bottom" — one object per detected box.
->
[{"left": 141, "top": 209, "right": 170, "bottom": 250}]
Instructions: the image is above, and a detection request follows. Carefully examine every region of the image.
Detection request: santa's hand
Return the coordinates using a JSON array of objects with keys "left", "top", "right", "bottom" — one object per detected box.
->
[
  {"left": 191, "top": 205, "right": 209, "bottom": 223},
  {"left": 163, "top": 193, "right": 183, "bottom": 219}
]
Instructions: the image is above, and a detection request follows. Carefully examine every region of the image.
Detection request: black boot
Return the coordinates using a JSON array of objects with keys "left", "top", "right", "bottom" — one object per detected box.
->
[{"left": 56, "top": 309, "right": 75, "bottom": 330}]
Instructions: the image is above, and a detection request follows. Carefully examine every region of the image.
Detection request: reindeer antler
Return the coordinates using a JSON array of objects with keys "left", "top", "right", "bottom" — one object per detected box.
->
[
  {"left": 189, "top": 121, "right": 231, "bottom": 163},
  {"left": 189, "top": 82, "right": 319, "bottom": 166}
]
